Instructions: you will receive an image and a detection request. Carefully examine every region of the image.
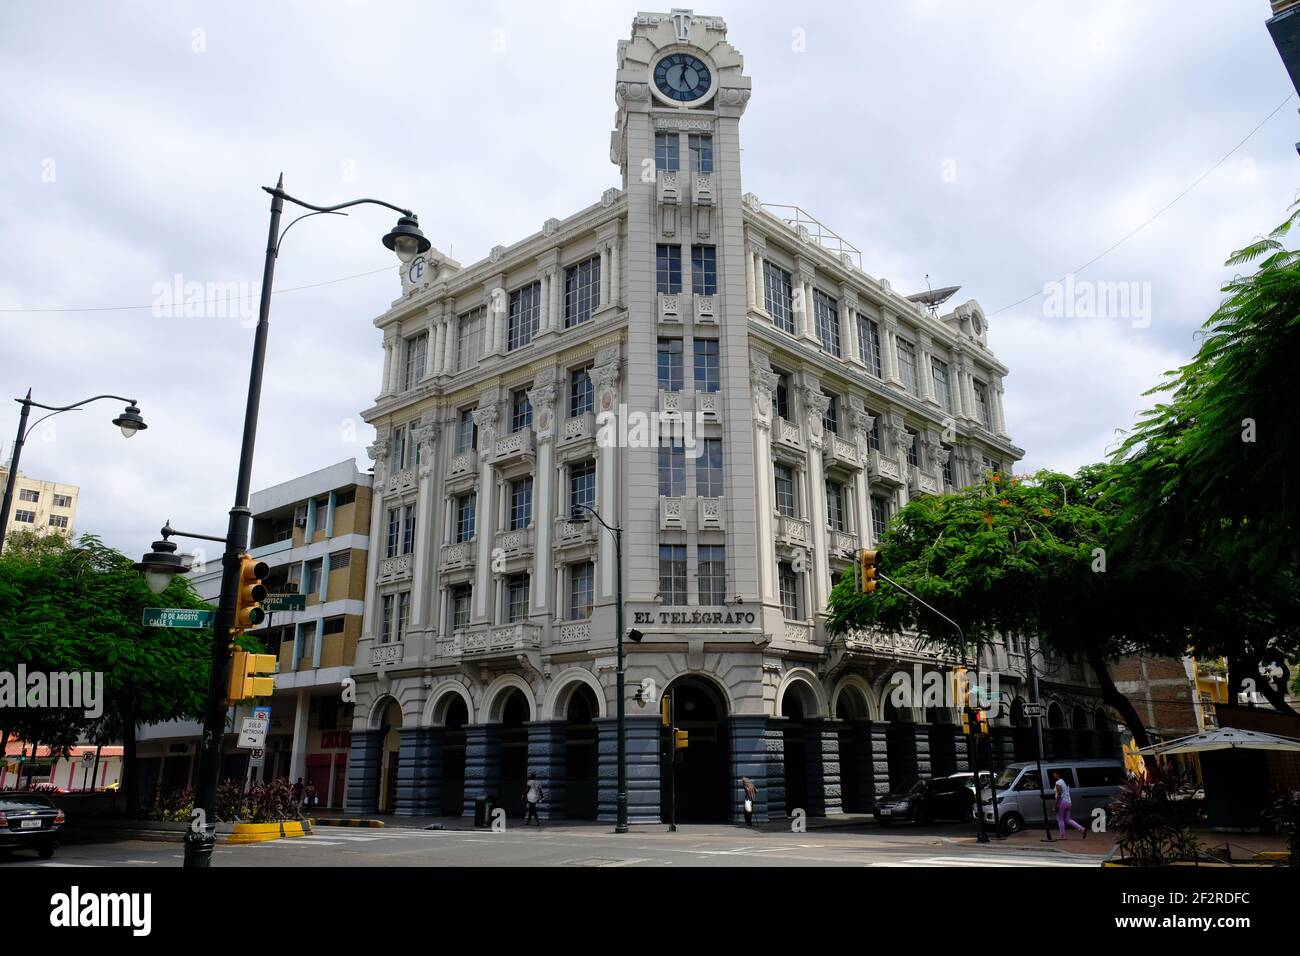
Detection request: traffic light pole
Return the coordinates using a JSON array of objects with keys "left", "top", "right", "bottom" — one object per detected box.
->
[
  {"left": 666, "top": 691, "right": 677, "bottom": 832},
  {"left": 1027, "top": 645, "right": 1055, "bottom": 843}
]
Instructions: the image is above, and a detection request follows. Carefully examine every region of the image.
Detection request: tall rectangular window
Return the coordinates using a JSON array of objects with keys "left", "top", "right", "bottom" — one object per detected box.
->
[
  {"left": 564, "top": 256, "right": 601, "bottom": 328},
  {"left": 391, "top": 425, "right": 407, "bottom": 473},
  {"left": 865, "top": 408, "right": 881, "bottom": 451},
  {"left": 763, "top": 261, "right": 795, "bottom": 333},
  {"left": 654, "top": 132, "right": 679, "bottom": 171},
  {"left": 870, "top": 495, "right": 891, "bottom": 545},
  {"left": 690, "top": 245, "right": 717, "bottom": 295},
  {"left": 942, "top": 446, "right": 955, "bottom": 489},
  {"left": 455, "top": 493, "right": 477, "bottom": 543},
  {"left": 569, "top": 366, "right": 593, "bottom": 417},
  {"left": 458, "top": 307, "right": 483, "bottom": 370},
  {"left": 696, "top": 438, "right": 723, "bottom": 497},
  {"left": 774, "top": 463, "right": 796, "bottom": 517},
  {"left": 905, "top": 429, "right": 918, "bottom": 468},
  {"left": 931, "top": 358, "right": 952, "bottom": 412},
  {"left": 658, "top": 338, "right": 683, "bottom": 391},
  {"left": 772, "top": 371, "right": 790, "bottom": 420},
  {"left": 511, "top": 388, "right": 533, "bottom": 432},
  {"left": 688, "top": 133, "right": 713, "bottom": 172},
  {"left": 457, "top": 408, "right": 477, "bottom": 453},
  {"left": 397, "top": 591, "right": 411, "bottom": 642},
  {"left": 380, "top": 595, "right": 394, "bottom": 643},
  {"left": 973, "top": 380, "right": 991, "bottom": 427},
  {"left": 659, "top": 545, "right": 687, "bottom": 605},
  {"left": 507, "top": 574, "right": 530, "bottom": 623},
  {"left": 658, "top": 440, "right": 685, "bottom": 497},
  {"left": 509, "top": 476, "right": 533, "bottom": 531},
  {"left": 814, "top": 289, "right": 841, "bottom": 357},
  {"left": 569, "top": 460, "right": 596, "bottom": 514},
  {"left": 451, "top": 584, "right": 473, "bottom": 630},
  {"left": 569, "top": 562, "right": 594, "bottom": 620},
  {"left": 693, "top": 338, "right": 720, "bottom": 393},
  {"left": 656, "top": 244, "right": 682, "bottom": 294},
  {"left": 897, "top": 338, "right": 918, "bottom": 396},
  {"left": 402, "top": 504, "right": 415, "bottom": 555},
  {"left": 404, "top": 332, "right": 427, "bottom": 389},
  {"left": 306, "top": 559, "right": 323, "bottom": 595},
  {"left": 385, "top": 508, "right": 400, "bottom": 558},
  {"left": 826, "top": 480, "right": 847, "bottom": 532},
  {"left": 507, "top": 282, "right": 541, "bottom": 351},
  {"left": 698, "top": 545, "right": 726, "bottom": 605},
  {"left": 858, "top": 314, "right": 882, "bottom": 377},
  {"left": 822, "top": 393, "right": 839, "bottom": 435},
  {"left": 778, "top": 562, "right": 800, "bottom": 619}
]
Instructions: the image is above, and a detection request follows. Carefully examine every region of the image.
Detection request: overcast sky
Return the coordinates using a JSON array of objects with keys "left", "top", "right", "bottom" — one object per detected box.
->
[{"left": 1, "top": 1, "right": 1296, "bottom": 557}]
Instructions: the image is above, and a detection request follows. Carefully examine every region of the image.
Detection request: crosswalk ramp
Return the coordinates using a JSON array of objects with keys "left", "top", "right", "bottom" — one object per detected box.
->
[{"left": 875, "top": 853, "right": 1097, "bottom": 867}]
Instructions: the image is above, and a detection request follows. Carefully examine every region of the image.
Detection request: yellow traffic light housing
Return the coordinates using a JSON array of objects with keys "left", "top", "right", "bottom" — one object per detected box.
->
[
  {"left": 227, "top": 650, "right": 277, "bottom": 705},
  {"left": 858, "top": 549, "right": 878, "bottom": 594},
  {"left": 661, "top": 694, "right": 671, "bottom": 728},
  {"left": 234, "top": 555, "right": 269, "bottom": 633},
  {"left": 675, "top": 729, "right": 689, "bottom": 750}
]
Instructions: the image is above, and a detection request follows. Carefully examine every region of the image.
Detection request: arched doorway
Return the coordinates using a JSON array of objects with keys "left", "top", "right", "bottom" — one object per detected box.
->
[
  {"left": 439, "top": 695, "right": 468, "bottom": 816},
  {"left": 498, "top": 689, "right": 530, "bottom": 818},
  {"left": 883, "top": 698, "right": 916, "bottom": 790},
  {"left": 1072, "top": 705, "right": 1093, "bottom": 757},
  {"left": 779, "top": 683, "right": 815, "bottom": 816},
  {"left": 660, "top": 676, "right": 729, "bottom": 823},
  {"left": 564, "top": 684, "right": 599, "bottom": 819},
  {"left": 926, "top": 703, "right": 960, "bottom": 777},
  {"left": 835, "top": 684, "right": 874, "bottom": 812},
  {"left": 377, "top": 699, "right": 402, "bottom": 814},
  {"left": 1047, "top": 702, "right": 1069, "bottom": 758}
]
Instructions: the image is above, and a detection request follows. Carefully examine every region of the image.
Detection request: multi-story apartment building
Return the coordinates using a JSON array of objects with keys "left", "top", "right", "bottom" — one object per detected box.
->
[
  {"left": 0, "top": 464, "right": 78, "bottom": 542},
  {"left": 136, "top": 460, "right": 371, "bottom": 808},
  {"left": 346, "top": 10, "right": 1114, "bottom": 823}
]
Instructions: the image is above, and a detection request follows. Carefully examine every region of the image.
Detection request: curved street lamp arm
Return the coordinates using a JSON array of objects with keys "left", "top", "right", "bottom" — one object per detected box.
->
[
  {"left": 21, "top": 393, "right": 138, "bottom": 414},
  {"left": 275, "top": 209, "right": 348, "bottom": 252},
  {"left": 22, "top": 408, "right": 81, "bottom": 442},
  {"left": 262, "top": 184, "right": 414, "bottom": 220}
]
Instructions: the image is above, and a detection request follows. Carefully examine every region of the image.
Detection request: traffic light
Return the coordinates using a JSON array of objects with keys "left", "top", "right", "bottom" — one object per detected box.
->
[
  {"left": 858, "top": 549, "right": 878, "bottom": 594},
  {"left": 674, "top": 729, "right": 689, "bottom": 750},
  {"left": 661, "top": 694, "right": 671, "bottom": 728},
  {"left": 227, "top": 649, "right": 277, "bottom": 704},
  {"left": 234, "top": 555, "right": 269, "bottom": 633},
  {"left": 963, "top": 706, "right": 989, "bottom": 736}
]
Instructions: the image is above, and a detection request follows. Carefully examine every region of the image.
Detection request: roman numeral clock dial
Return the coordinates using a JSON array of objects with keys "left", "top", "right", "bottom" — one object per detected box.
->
[{"left": 653, "top": 52, "right": 712, "bottom": 103}]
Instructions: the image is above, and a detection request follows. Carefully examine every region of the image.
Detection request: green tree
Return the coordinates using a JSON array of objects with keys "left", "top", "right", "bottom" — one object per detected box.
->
[
  {"left": 0, "top": 535, "right": 213, "bottom": 813},
  {"left": 1113, "top": 202, "right": 1300, "bottom": 711}
]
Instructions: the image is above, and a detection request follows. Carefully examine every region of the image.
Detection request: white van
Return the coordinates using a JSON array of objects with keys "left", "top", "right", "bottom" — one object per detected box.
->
[{"left": 983, "top": 759, "right": 1128, "bottom": 834}]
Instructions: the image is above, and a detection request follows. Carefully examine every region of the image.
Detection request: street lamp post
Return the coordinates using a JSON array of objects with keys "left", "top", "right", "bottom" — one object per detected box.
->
[
  {"left": 0, "top": 391, "right": 146, "bottom": 552},
  {"left": 569, "top": 503, "right": 629, "bottom": 833},
  {"left": 141, "top": 176, "right": 429, "bottom": 868}
]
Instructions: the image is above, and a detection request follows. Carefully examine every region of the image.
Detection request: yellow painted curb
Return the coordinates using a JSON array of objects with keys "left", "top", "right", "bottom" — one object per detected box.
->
[
  {"left": 281, "top": 821, "right": 306, "bottom": 838},
  {"left": 314, "top": 817, "right": 386, "bottom": 828},
  {"left": 226, "top": 823, "right": 282, "bottom": 845}
]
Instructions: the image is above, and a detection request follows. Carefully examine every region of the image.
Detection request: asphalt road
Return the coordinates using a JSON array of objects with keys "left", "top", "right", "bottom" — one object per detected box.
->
[{"left": 1, "top": 823, "right": 1100, "bottom": 868}]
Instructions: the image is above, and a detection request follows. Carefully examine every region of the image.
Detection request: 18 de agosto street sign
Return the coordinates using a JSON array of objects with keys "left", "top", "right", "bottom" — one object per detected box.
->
[{"left": 142, "top": 608, "right": 215, "bottom": 628}]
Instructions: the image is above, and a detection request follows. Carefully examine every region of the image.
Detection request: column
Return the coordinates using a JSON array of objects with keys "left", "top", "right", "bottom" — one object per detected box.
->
[
  {"left": 913, "top": 723, "right": 933, "bottom": 779},
  {"left": 729, "top": 715, "right": 771, "bottom": 823},
  {"left": 462, "top": 724, "right": 503, "bottom": 816},
  {"left": 609, "top": 235, "right": 621, "bottom": 310},
  {"left": 744, "top": 242, "right": 756, "bottom": 309},
  {"left": 431, "top": 316, "right": 446, "bottom": 378},
  {"left": 801, "top": 386, "right": 831, "bottom": 614},
  {"left": 529, "top": 385, "right": 556, "bottom": 615},
  {"left": 993, "top": 381, "right": 1009, "bottom": 437},
  {"left": 765, "top": 718, "right": 787, "bottom": 818},
  {"left": 443, "top": 302, "right": 459, "bottom": 372},
  {"left": 917, "top": 336, "right": 936, "bottom": 404},
  {"left": 991, "top": 726, "right": 1017, "bottom": 769},
  {"left": 344, "top": 729, "right": 383, "bottom": 815},
  {"left": 596, "top": 715, "right": 661, "bottom": 824},
  {"left": 526, "top": 720, "right": 566, "bottom": 821},
  {"left": 754, "top": 418, "right": 778, "bottom": 602},
  {"left": 410, "top": 424, "right": 438, "bottom": 629},
  {"left": 472, "top": 407, "right": 498, "bottom": 621},
  {"left": 288, "top": 690, "right": 309, "bottom": 785},
  {"left": 361, "top": 443, "right": 388, "bottom": 641},
  {"left": 881, "top": 315, "right": 903, "bottom": 388},
  {"left": 591, "top": 360, "right": 620, "bottom": 601},
  {"left": 394, "top": 727, "right": 437, "bottom": 816},
  {"left": 803, "top": 719, "right": 843, "bottom": 817},
  {"left": 867, "top": 720, "right": 890, "bottom": 809},
  {"left": 599, "top": 243, "right": 611, "bottom": 308},
  {"left": 843, "top": 302, "right": 863, "bottom": 368},
  {"left": 379, "top": 335, "right": 396, "bottom": 397}
]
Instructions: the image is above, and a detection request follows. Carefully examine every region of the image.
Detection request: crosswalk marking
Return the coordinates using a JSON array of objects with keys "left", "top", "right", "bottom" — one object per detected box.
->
[{"left": 876, "top": 854, "right": 1095, "bottom": 868}]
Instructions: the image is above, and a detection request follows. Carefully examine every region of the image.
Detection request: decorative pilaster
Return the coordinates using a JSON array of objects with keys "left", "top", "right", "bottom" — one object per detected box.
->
[
  {"left": 729, "top": 715, "right": 770, "bottom": 824},
  {"left": 596, "top": 715, "right": 660, "bottom": 824},
  {"left": 803, "top": 719, "right": 843, "bottom": 816},
  {"left": 764, "top": 718, "right": 787, "bottom": 818},
  {"left": 751, "top": 363, "right": 780, "bottom": 603},
  {"left": 799, "top": 383, "right": 832, "bottom": 613},
  {"left": 410, "top": 419, "right": 440, "bottom": 629},
  {"left": 526, "top": 720, "right": 567, "bottom": 821},
  {"left": 472, "top": 403, "right": 499, "bottom": 622},
  {"left": 528, "top": 381, "right": 558, "bottom": 614},
  {"left": 462, "top": 724, "right": 503, "bottom": 816},
  {"left": 589, "top": 354, "right": 621, "bottom": 601},
  {"left": 394, "top": 727, "right": 437, "bottom": 816},
  {"left": 344, "top": 729, "right": 383, "bottom": 815}
]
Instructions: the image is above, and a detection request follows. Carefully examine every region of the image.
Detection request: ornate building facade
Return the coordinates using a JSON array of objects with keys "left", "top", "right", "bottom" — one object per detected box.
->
[{"left": 345, "top": 10, "right": 1113, "bottom": 823}]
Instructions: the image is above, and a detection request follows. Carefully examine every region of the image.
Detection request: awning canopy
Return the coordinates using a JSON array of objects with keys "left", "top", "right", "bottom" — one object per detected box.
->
[{"left": 1138, "top": 726, "right": 1300, "bottom": 756}]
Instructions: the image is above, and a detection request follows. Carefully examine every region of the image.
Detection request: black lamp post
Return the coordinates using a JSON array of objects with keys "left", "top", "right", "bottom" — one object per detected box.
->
[
  {"left": 0, "top": 392, "right": 146, "bottom": 552},
  {"left": 140, "top": 176, "right": 429, "bottom": 868},
  {"left": 569, "top": 502, "right": 630, "bottom": 833}
]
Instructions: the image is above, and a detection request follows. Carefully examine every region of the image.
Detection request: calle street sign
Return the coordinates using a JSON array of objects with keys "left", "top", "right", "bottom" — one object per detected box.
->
[
  {"left": 262, "top": 593, "right": 306, "bottom": 613},
  {"left": 142, "top": 608, "right": 215, "bottom": 628}
]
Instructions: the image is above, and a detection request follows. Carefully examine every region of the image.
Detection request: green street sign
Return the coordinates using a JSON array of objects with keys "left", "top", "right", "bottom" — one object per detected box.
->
[
  {"left": 143, "top": 608, "right": 215, "bottom": 628},
  {"left": 262, "top": 593, "right": 306, "bottom": 612}
]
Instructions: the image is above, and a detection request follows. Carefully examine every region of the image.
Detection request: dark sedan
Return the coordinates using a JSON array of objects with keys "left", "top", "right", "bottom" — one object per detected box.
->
[
  {"left": 0, "top": 792, "right": 64, "bottom": 859},
  {"left": 873, "top": 776, "right": 984, "bottom": 825}
]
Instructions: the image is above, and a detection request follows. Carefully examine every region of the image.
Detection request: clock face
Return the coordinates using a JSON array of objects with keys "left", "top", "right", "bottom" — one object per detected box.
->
[{"left": 654, "top": 52, "right": 712, "bottom": 103}]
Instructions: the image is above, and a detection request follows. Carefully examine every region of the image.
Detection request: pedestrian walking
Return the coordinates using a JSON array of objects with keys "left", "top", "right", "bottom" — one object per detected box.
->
[
  {"left": 741, "top": 776, "right": 757, "bottom": 827},
  {"left": 292, "top": 777, "right": 305, "bottom": 809},
  {"left": 303, "top": 783, "right": 319, "bottom": 813},
  {"left": 524, "top": 773, "right": 543, "bottom": 827},
  {"left": 1052, "top": 771, "right": 1087, "bottom": 840}
]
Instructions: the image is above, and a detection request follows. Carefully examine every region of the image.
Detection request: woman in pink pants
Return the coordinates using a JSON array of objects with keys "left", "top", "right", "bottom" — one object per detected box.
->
[{"left": 1052, "top": 771, "right": 1087, "bottom": 839}]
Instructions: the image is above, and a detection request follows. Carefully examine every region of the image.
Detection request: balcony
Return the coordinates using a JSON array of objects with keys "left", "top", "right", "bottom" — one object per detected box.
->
[
  {"left": 463, "top": 623, "right": 541, "bottom": 658},
  {"left": 868, "top": 448, "right": 904, "bottom": 486},
  {"left": 553, "top": 515, "right": 597, "bottom": 549},
  {"left": 447, "top": 449, "right": 478, "bottom": 480},
  {"left": 697, "top": 497, "right": 724, "bottom": 531},
  {"left": 658, "top": 389, "right": 684, "bottom": 423},
  {"left": 558, "top": 619, "right": 593, "bottom": 645},
  {"left": 697, "top": 391, "right": 720, "bottom": 423},
  {"left": 560, "top": 411, "right": 595, "bottom": 445},
  {"left": 493, "top": 428, "right": 535, "bottom": 464},
  {"left": 440, "top": 539, "right": 475, "bottom": 572},
  {"left": 368, "top": 641, "right": 404, "bottom": 667},
  {"left": 773, "top": 416, "right": 802, "bottom": 453},
  {"left": 495, "top": 526, "right": 535, "bottom": 560},
  {"left": 781, "top": 621, "right": 813, "bottom": 645},
  {"left": 828, "top": 528, "right": 857, "bottom": 554},
  {"left": 660, "top": 497, "right": 685, "bottom": 531},
  {"left": 386, "top": 467, "right": 417, "bottom": 496},
  {"left": 823, "top": 434, "right": 861, "bottom": 470},
  {"left": 693, "top": 293, "right": 717, "bottom": 325},
  {"left": 656, "top": 169, "right": 680, "bottom": 205},
  {"left": 377, "top": 552, "right": 413, "bottom": 584},
  {"left": 692, "top": 171, "right": 714, "bottom": 206},
  {"left": 909, "top": 467, "right": 940, "bottom": 497},
  {"left": 658, "top": 292, "right": 681, "bottom": 324},
  {"left": 775, "top": 512, "right": 811, "bottom": 549}
]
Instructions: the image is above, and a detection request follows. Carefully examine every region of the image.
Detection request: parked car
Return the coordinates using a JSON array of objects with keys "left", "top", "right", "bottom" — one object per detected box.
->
[
  {"left": 0, "top": 792, "right": 65, "bottom": 859},
  {"left": 982, "top": 759, "right": 1127, "bottom": 834},
  {"left": 874, "top": 775, "right": 987, "bottom": 825}
]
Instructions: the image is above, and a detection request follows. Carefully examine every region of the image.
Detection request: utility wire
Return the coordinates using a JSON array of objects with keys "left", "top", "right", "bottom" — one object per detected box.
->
[{"left": 989, "top": 91, "right": 1296, "bottom": 317}]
